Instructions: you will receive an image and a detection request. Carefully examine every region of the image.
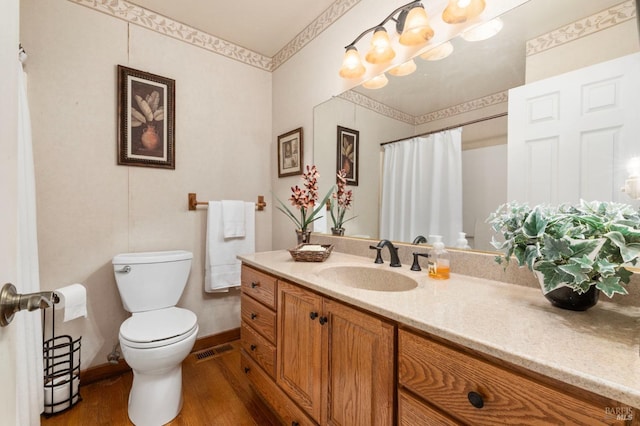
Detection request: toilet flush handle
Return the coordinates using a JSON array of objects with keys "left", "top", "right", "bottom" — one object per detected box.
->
[{"left": 116, "top": 265, "right": 131, "bottom": 273}]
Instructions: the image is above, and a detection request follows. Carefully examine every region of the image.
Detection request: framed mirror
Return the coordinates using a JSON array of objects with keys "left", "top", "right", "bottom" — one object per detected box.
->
[{"left": 313, "top": 0, "right": 639, "bottom": 251}]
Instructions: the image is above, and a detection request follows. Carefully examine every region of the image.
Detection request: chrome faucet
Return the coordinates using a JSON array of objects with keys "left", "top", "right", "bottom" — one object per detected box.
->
[{"left": 369, "top": 239, "right": 401, "bottom": 267}]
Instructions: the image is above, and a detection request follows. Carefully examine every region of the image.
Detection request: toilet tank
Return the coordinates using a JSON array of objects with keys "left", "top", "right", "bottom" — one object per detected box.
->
[{"left": 112, "top": 250, "right": 193, "bottom": 313}]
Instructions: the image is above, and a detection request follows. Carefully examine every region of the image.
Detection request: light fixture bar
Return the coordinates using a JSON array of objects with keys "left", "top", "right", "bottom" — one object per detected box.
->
[{"left": 343, "top": 0, "right": 423, "bottom": 49}]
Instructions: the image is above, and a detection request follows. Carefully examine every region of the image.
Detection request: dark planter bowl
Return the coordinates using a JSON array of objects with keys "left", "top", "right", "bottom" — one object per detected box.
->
[{"left": 543, "top": 285, "right": 600, "bottom": 311}]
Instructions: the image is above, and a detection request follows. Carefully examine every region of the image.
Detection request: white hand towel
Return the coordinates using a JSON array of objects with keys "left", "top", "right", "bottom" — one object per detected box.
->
[
  {"left": 205, "top": 201, "right": 255, "bottom": 292},
  {"left": 222, "top": 200, "right": 246, "bottom": 238}
]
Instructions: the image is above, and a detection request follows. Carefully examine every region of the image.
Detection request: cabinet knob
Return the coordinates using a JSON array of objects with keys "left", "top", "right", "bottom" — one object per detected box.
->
[
  {"left": 250, "top": 344, "right": 257, "bottom": 351},
  {"left": 251, "top": 281, "right": 259, "bottom": 288},
  {"left": 250, "top": 313, "right": 257, "bottom": 320},
  {"left": 467, "top": 391, "right": 484, "bottom": 409},
  {"left": 244, "top": 367, "right": 250, "bottom": 374},
  {"left": 319, "top": 316, "right": 328, "bottom": 325},
  {"left": 309, "top": 312, "right": 318, "bottom": 320},
  {"left": 292, "top": 422, "right": 300, "bottom": 426}
]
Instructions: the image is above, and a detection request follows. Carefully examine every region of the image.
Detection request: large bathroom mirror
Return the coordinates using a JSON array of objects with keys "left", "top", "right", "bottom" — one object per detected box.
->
[{"left": 314, "top": 0, "right": 639, "bottom": 252}]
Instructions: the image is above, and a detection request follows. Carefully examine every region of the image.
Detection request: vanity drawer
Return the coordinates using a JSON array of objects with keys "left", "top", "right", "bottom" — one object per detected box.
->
[
  {"left": 241, "top": 322, "right": 276, "bottom": 378},
  {"left": 241, "top": 352, "right": 316, "bottom": 426},
  {"left": 241, "top": 265, "right": 277, "bottom": 309},
  {"left": 398, "top": 389, "right": 460, "bottom": 426},
  {"left": 398, "top": 329, "right": 620, "bottom": 425},
  {"left": 241, "top": 294, "right": 276, "bottom": 343}
]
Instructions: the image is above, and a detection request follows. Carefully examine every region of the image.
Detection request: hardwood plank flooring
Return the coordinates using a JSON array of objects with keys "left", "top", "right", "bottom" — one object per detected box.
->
[{"left": 41, "top": 341, "right": 281, "bottom": 425}]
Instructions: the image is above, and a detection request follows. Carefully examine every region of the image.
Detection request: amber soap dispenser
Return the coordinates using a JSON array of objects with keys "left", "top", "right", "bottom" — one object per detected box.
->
[{"left": 428, "top": 235, "right": 450, "bottom": 280}]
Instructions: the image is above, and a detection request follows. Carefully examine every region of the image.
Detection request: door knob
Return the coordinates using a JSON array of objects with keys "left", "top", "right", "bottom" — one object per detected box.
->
[{"left": 0, "top": 283, "right": 58, "bottom": 327}]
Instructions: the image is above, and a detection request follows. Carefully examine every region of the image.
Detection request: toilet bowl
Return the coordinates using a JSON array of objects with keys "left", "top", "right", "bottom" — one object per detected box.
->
[{"left": 113, "top": 250, "right": 198, "bottom": 426}]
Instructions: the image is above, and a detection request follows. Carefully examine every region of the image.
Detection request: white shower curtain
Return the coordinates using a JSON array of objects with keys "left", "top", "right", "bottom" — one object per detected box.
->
[
  {"left": 16, "top": 58, "right": 45, "bottom": 424},
  {"left": 380, "top": 128, "right": 463, "bottom": 246}
]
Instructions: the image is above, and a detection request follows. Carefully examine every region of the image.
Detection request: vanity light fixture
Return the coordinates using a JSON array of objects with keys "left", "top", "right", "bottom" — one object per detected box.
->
[
  {"left": 362, "top": 74, "right": 389, "bottom": 89},
  {"left": 460, "top": 17, "right": 504, "bottom": 41},
  {"left": 442, "top": 0, "right": 486, "bottom": 24},
  {"left": 339, "top": 46, "right": 366, "bottom": 78},
  {"left": 398, "top": 3, "right": 434, "bottom": 46},
  {"left": 388, "top": 59, "right": 417, "bottom": 76},
  {"left": 365, "top": 27, "right": 396, "bottom": 64},
  {"left": 338, "top": 0, "right": 433, "bottom": 80},
  {"left": 419, "top": 41, "right": 454, "bottom": 61}
]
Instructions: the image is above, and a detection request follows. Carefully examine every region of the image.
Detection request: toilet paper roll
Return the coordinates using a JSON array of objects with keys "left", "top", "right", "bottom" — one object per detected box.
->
[{"left": 54, "top": 284, "right": 87, "bottom": 322}]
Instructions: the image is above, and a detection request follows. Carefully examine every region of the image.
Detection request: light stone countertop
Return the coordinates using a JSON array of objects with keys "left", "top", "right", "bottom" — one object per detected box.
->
[{"left": 239, "top": 249, "right": 640, "bottom": 409}]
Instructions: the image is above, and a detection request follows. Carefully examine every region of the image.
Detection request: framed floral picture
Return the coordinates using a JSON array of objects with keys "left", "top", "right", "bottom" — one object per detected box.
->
[
  {"left": 337, "top": 126, "right": 359, "bottom": 186},
  {"left": 278, "top": 127, "right": 303, "bottom": 177},
  {"left": 117, "top": 65, "right": 175, "bottom": 169}
]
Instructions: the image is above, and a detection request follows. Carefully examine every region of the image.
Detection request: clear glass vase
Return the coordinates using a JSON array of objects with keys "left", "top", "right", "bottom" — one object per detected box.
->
[
  {"left": 331, "top": 227, "right": 345, "bottom": 236},
  {"left": 296, "top": 229, "right": 311, "bottom": 245}
]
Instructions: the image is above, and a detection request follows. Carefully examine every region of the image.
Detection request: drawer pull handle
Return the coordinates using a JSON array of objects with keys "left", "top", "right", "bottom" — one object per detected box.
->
[
  {"left": 319, "top": 316, "right": 328, "bottom": 325},
  {"left": 251, "top": 281, "right": 259, "bottom": 288},
  {"left": 467, "top": 391, "right": 484, "bottom": 409},
  {"left": 250, "top": 313, "right": 257, "bottom": 320},
  {"left": 250, "top": 344, "right": 257, "bottom": 351},
  {"left": 309, "top": 312, "right": 318, "bottom": 320},
  {"left": 244, "top": 367, "right": 250, "bottom": 374}
]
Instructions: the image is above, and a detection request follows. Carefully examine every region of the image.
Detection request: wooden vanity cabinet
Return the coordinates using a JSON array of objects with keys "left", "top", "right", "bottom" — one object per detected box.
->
[
  {"left": 398, "top": 328, "right": 632, "bottom": 426},
  {"left": 277, "top": 280, "right": 395, "bottom": 426},
  {"left": 240, "top": 265, "right": 315, "bottom": 426},
  {"left": 241, "top": 265, "right": 395, "bottom": 426}
]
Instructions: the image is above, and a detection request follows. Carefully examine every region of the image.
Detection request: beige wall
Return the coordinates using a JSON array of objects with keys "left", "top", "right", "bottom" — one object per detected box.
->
[{"left": 20, "top": 0, "right": 272, "bottom": 368}]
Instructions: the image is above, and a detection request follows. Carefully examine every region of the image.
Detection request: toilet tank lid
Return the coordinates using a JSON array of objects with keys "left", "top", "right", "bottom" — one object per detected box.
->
[{"left": 112, "top": 250, "right": 193, "bottom": 265}]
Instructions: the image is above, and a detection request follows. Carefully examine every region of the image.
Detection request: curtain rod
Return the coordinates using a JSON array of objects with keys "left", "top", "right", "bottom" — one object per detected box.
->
[{"left": 380, "top": 112, "right": 508, "bottom": 146}]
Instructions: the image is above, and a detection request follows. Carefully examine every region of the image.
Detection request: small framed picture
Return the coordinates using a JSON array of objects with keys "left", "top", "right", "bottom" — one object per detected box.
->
[
  {"left": 117, "top": 65, "right": 175, "bottom": 169},
  {"left": 337, "top": 126, "right": 359, "bottom": 186},
  {"left": 278, "top": 127, "right": 304, "bottom": 177}
]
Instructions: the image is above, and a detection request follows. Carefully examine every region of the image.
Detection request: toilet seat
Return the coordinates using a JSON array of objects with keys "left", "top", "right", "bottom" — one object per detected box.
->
[{"left": 120, "top": 307, "right": 198, "bottom": 349}]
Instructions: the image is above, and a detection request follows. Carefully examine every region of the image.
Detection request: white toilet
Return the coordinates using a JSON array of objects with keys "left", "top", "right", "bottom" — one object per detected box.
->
[{"left": 112, "top": 250, "right": 199, "bottom": 426}]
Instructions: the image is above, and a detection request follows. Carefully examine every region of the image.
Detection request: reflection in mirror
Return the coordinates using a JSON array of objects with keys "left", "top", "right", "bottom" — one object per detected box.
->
[{"left": 313, "top": 0, "right": 638, "bottom": 252}]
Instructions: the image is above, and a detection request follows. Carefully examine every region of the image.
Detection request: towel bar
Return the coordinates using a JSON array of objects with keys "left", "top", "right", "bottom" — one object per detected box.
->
[{"left": 188, "top": 193, "right": 267, "bottom": 211}]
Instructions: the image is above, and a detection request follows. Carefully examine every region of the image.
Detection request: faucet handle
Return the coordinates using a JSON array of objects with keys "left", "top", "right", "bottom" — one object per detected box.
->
[
  {"left": 411, "top": 252, "right": 430, "bottom": 271},
  {"left": 369, "top": 245, "right": 384, "bottom": 264}
]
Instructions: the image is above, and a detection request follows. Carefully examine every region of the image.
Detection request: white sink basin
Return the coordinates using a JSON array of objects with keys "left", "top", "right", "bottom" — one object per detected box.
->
[{"left": 315, "top": 265, "right": 418, "bottom": 292}]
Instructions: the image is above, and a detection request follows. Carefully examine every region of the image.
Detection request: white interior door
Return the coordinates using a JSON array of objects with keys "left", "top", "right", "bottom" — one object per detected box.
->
[
  {"left": 508, "top": 52, "right": 640, "bottom": 205},
  {"left": 0, "top": 1, "right": 20, "bottom": 424}
]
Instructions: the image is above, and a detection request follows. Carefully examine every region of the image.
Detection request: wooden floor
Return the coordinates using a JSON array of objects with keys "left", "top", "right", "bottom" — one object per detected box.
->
[{"left": 41, "top": 341, "right": 281, "bottom": 425}]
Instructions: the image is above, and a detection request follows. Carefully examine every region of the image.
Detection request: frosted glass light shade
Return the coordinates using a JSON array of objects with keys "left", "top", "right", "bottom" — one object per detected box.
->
[
  {"left": 365, "top": 27, "right": 396, "bottom": 64},
  {"left": 420, "top": 41, "right": 454, "bottom": 61},
  {"left": 339, "top": 46, "right": 366, "bottom": 79},
  {"left": 362, "top": 74, "right": 388, "bottom": 89},
  {"left": 460, "top": 17, "right": 503, "bottom": 41},
  {"left": 442, "top": 0, "right": 486, "bottom": 24},
  {"left": 399, "top": 6, "right": 434, "bottom": 46},
  {"left": 388, "top": 60, "right": 417, "bottom": 77}
]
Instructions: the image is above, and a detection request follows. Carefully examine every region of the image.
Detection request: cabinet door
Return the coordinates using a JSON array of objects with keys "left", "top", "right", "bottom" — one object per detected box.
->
[
  {"left": 276, "top": 281, "right": 323, "bottom": 423},
  {"left": 322, "top": 299, "right": 395, "bottom": 426}
]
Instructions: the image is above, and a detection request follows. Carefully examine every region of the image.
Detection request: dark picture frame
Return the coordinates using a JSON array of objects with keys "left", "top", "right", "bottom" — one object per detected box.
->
[
  {"left": 337, "top": 126, "right": 359, "bottom": 186},
  {"left": 277, "top": 127, "right": 304, "bottom": 177},
  {"left": 117, "top": 65, "right": 175, "bottom": 169}
]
